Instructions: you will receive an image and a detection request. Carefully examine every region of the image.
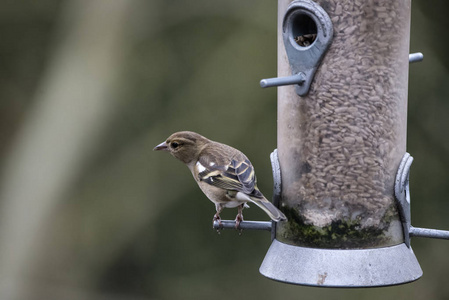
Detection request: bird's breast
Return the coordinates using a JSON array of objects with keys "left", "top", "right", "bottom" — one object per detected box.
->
[
  {"left": 196, "top": 180, "right": 228, "bottom": 203},
  {"left": 195, "top": 180, "right": 245, "bottom": 208}
]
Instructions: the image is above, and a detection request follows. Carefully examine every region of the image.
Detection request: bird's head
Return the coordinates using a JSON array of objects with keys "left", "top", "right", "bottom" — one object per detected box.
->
[{"left": 153, "top": 131, "right": 210, "bottom": 164}]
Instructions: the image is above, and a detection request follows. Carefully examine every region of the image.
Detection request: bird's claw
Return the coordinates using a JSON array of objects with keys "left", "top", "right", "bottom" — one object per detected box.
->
[
  {"left": 235, "top": 214, "right": 243, "bottom": 235},
  {"left": 213, "top": 214, "right": 223, "bottom": 234}
]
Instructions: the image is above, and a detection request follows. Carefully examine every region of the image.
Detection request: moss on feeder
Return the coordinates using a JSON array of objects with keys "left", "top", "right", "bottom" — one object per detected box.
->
[{"left": 276, "top": 204, "right": 401, "bottom": 249}]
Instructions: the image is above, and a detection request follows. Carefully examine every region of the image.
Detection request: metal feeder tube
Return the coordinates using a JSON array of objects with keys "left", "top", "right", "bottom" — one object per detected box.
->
[{"left": 259, "top": 0, "right": 422, "bottom": 287}]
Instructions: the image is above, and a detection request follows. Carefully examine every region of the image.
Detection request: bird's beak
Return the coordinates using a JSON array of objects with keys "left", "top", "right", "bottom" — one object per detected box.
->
[{"left": 153, "top": 141, "right": 169, "bottom": 151}]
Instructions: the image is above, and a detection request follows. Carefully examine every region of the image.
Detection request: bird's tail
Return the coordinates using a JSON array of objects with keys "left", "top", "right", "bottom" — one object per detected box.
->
[{"left": 250, "top": 197, "right": 287, "bottom": 222}]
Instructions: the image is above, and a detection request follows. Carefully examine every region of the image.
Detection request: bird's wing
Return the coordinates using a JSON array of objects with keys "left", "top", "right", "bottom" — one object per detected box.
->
[{"left": 197, "top": 156, "right": 263, "bottom": 198}]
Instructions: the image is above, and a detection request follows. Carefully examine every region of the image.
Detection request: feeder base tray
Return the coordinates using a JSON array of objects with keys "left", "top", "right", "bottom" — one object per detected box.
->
[{"left": 259, "top": 239, "right": 422, "bottom": 287}]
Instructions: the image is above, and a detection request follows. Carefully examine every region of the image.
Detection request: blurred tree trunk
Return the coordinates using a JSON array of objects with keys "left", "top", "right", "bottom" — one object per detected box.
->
[{"left": 0, "top": 1, "right": 131, "bottom": 299}]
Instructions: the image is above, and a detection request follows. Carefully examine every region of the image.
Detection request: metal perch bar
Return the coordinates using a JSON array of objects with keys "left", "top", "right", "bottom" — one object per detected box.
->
[
  {"left": 410, "top": 226, "right": 449, "bottom": 240},
  {"left": 213, "top": 221, "right": 449, "bottom": 240},
  {"left": 261, "top": 52, "right": 422, "bottom": 90},
  {"left": 260, "top": 72, "right": 305, "bottom": 88},
  {"left": 409, "top": 52, "right": 423, "bottom": 63},
  {"left": 213, "top": 220, "right": 272, "bottom": 231}
]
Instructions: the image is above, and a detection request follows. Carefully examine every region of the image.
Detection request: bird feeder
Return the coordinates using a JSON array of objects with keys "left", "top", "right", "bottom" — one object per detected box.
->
[{"left": 215, "top": 0, "right": 449, "bottom": 287}]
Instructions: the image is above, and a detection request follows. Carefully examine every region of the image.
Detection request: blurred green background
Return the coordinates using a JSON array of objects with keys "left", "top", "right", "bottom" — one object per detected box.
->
[{"left": 0, "top": 0, "right": 449, "bottom": 299}]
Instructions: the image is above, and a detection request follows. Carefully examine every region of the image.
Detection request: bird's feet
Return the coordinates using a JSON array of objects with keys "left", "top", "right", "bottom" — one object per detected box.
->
[
  {"left": 213, "top": 213, "right": 222, "bottom": 234},
  {"left": 235, "top": 213, "right": 244, "bottom": 235}
]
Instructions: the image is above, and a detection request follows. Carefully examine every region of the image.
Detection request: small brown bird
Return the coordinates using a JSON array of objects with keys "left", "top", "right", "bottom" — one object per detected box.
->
[{"left": 154, "top": 131, "right": 286, "bottom": 228}]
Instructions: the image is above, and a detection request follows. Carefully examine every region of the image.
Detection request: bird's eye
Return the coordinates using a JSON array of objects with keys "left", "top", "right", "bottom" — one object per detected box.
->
[{"left": 171, "top": 142, "right": 180, "bottom": 149}]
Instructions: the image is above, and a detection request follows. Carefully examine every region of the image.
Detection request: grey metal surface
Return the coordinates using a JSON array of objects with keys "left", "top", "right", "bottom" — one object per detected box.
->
[
  {"left": 213, "top": 220, "right": 272, "bottom": 231},
  {"left": 260, "top": 72, "right": 305, "bottom": 88},
  {"left": 394, "top": 152, "right": 413, "bottom": 247},
  {"left": 282, "top": 0, "right": 333, "bottom": 96},
  {"left": 270, "top": 149, "right": 282, "bottom": 206},
  {"left": 394, "top": 152, "right": 449, "bottom": 244},
  {"left": 270, "top": 149, "right": 282, "bottom": 240},
  {"left": 259, "top": 239, "right": 423, "bottom": 287},
  {"left": 409, "top": 52, "right": 424, "bottom": 63},
  {"left": 260, "top": 0, "right": 333, "bottom": 96},
  {"left": 410, "top": 227, "right": 449, "bottom": 240}
]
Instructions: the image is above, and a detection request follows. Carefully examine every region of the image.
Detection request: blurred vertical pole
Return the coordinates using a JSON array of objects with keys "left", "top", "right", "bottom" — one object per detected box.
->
[{"left": 0, "top": 1, "right": 131, "bottom": 299}]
